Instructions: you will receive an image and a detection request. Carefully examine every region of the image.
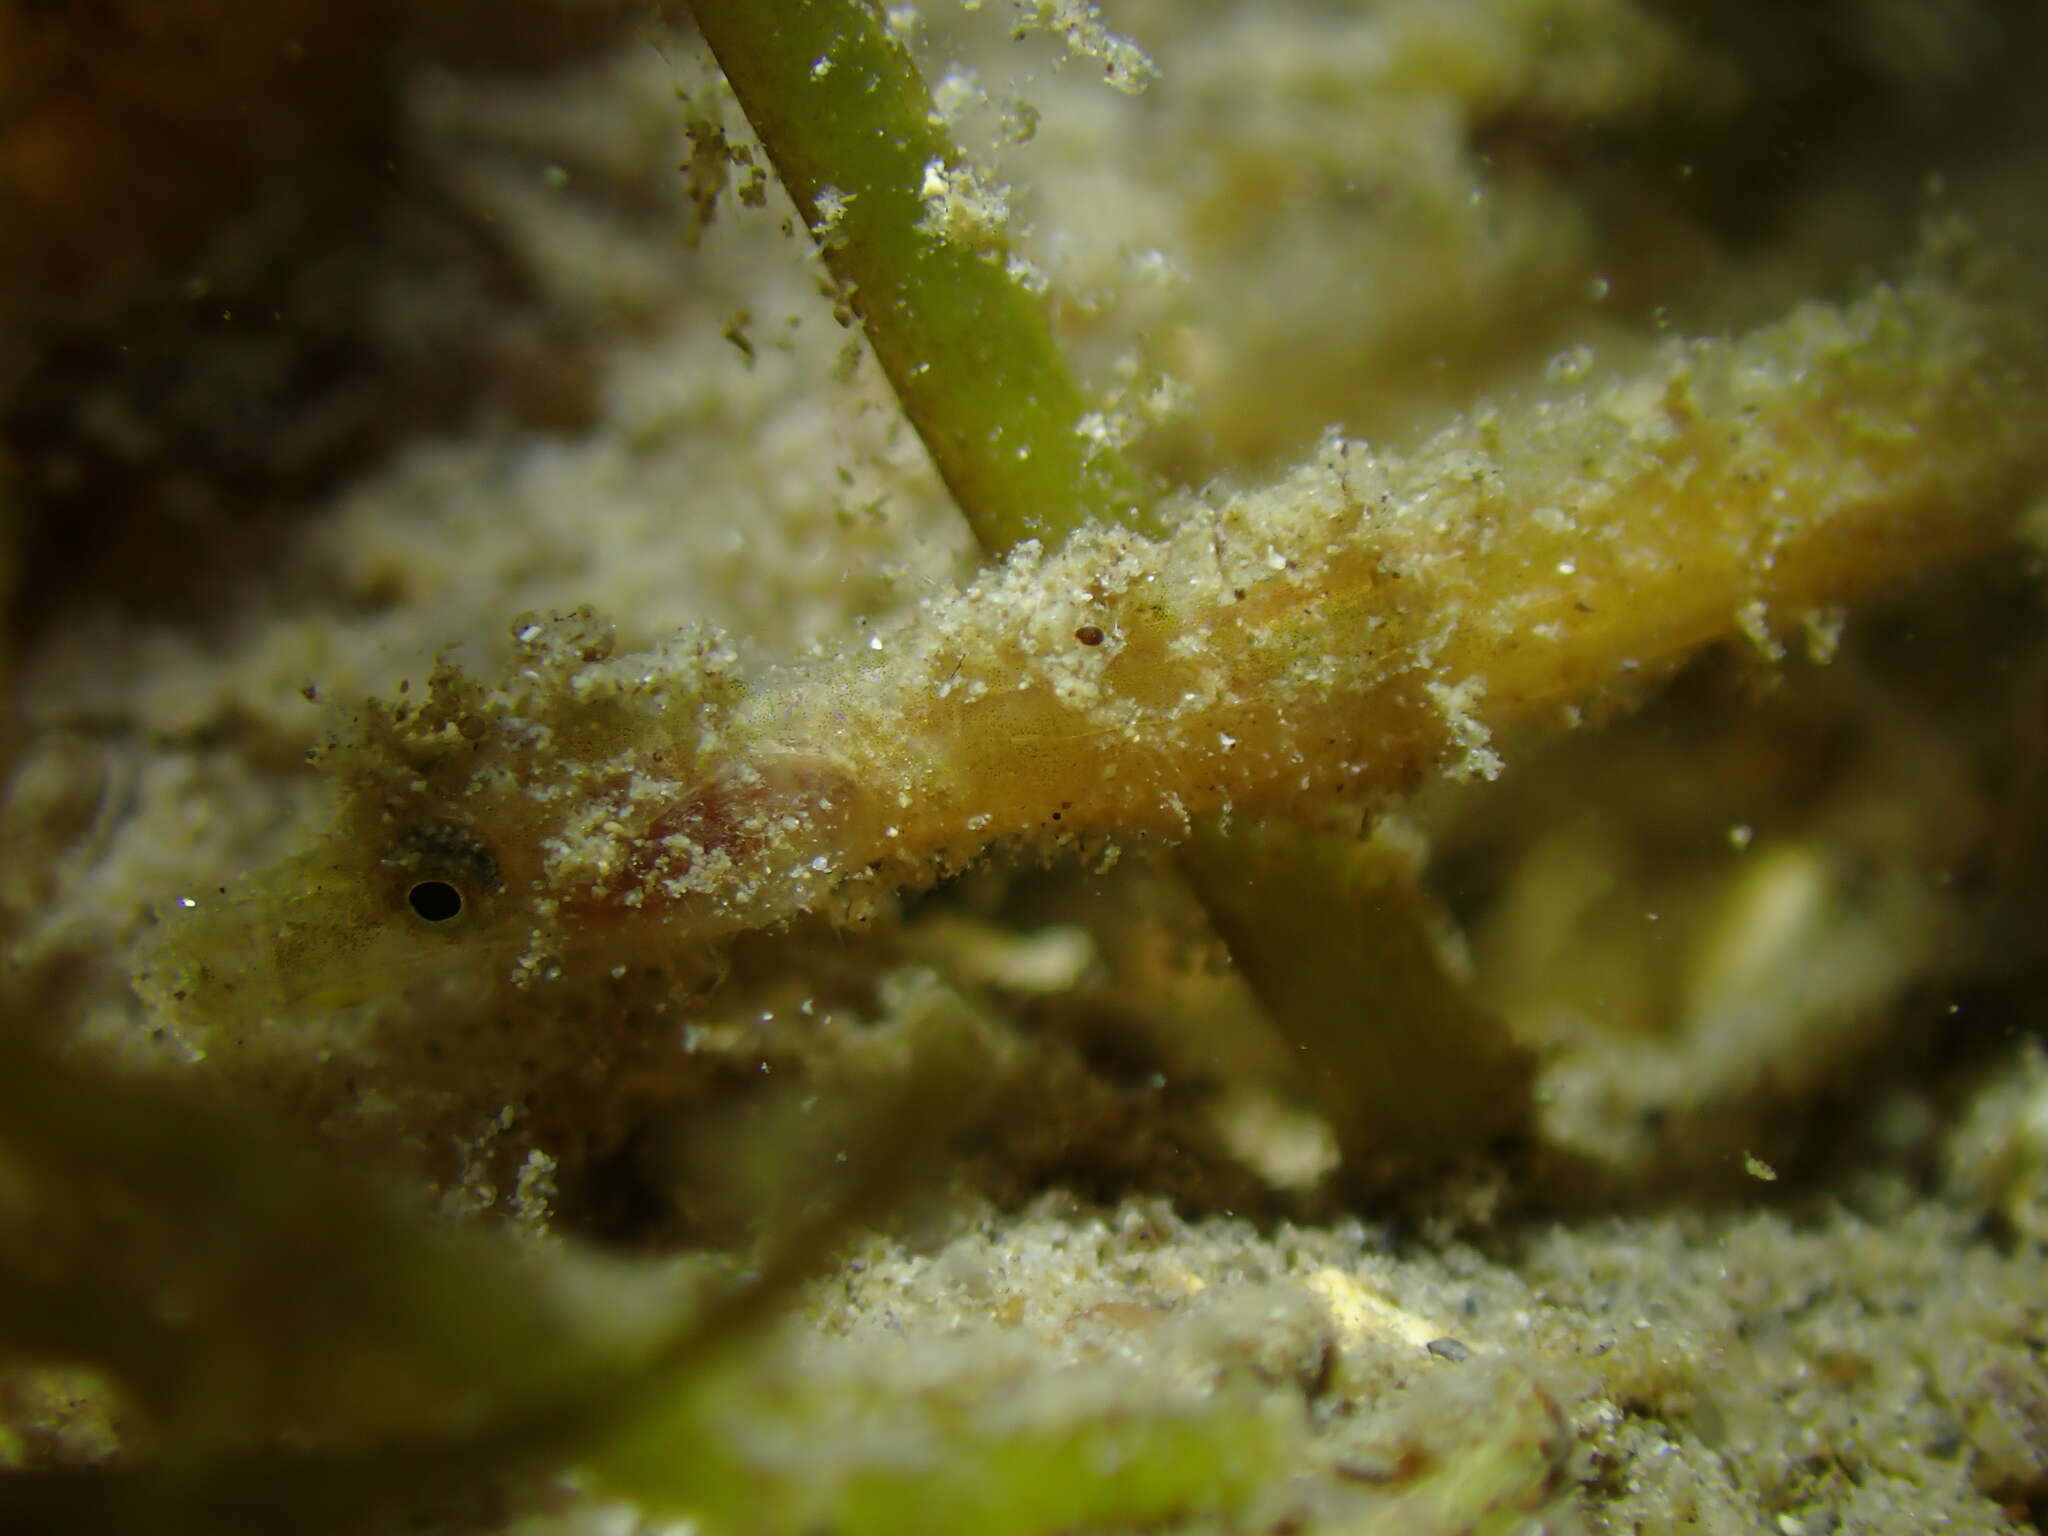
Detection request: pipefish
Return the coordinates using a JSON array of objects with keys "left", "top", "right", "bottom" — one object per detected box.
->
[{"left": 133, "top": 267, "right": 2048, "bottom": 1032}]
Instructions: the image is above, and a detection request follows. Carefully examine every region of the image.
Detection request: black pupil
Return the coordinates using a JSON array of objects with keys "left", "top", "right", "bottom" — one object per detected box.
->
[{"left": 407, "top": 880, "right": 464, "bottom": 923}]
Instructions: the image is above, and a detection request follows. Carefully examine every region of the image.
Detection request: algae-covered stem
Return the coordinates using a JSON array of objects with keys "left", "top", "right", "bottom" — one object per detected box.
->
[{"left": 688, "top": 0, "right": 1160, "bottom": 549}]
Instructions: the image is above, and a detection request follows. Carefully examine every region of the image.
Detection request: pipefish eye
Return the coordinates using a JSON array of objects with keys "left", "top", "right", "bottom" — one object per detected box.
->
[
  {"left": 406, "top": 879, "right": 465, "bottom": 924},
  {"left": 382, "top": 823, "right": 501, "bottom": 929}
]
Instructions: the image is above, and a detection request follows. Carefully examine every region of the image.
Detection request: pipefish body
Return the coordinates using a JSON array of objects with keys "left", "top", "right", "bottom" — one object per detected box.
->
[{"left": 134, "top": 268, "right": 2048, "bottom": 1031}]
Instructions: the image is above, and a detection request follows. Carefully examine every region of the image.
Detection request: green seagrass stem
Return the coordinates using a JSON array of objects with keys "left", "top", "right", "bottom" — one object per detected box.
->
[
  {"left": 693, "top": 0, "right": 1531, "bottom": 1174},
  {"left": 690, "top": 0, "right": 1159, "bottom": 549},
  {"left": 1177, "top": 819, "right": 1535, "bottom": 1167}
]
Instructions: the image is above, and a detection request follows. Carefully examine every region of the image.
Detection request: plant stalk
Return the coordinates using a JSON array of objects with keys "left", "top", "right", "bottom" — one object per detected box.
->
[{"left": 690, "top": 0, "right": 1159, "bottom": 550}]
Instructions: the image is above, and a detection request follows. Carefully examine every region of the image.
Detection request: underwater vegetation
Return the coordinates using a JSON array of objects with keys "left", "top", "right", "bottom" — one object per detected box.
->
[{"left": 8, "top": 1, "right": 2048, "bottom": 1531}]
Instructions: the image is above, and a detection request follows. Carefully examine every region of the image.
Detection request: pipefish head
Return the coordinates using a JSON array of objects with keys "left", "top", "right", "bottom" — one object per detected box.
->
[
  {"left": 133, "top": 610, "right": 755, "bottom": 1034},
  {"left": 132, "top": 823, "right": 526, "bottom": 1030}
]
